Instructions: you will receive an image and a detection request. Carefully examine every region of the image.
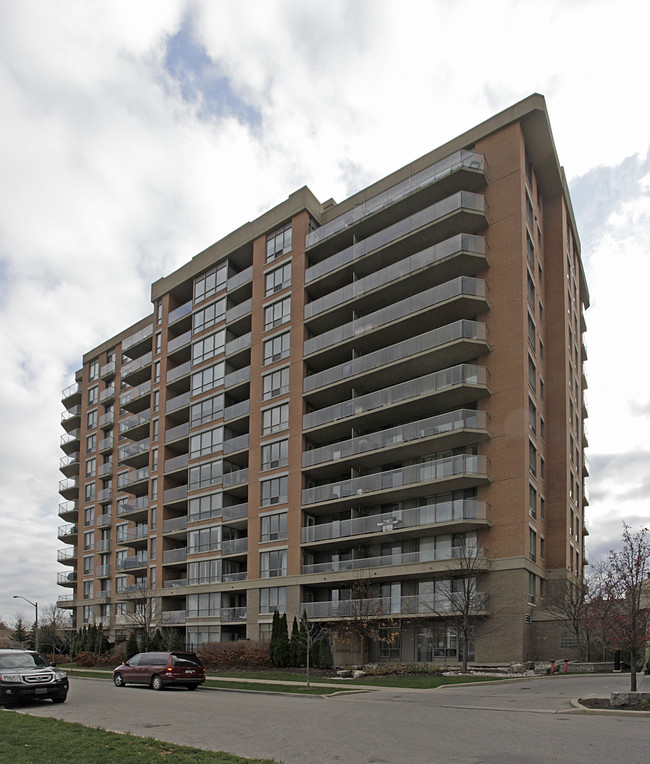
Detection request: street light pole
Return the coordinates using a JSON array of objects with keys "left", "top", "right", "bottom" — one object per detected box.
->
[{"left": 13, "top": 595, "right": 38, "bottom": 652}]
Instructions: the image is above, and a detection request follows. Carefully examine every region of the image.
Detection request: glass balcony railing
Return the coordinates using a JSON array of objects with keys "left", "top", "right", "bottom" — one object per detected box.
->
[
  {"left": 302, "top": 545, "right": 485, "bottom": 575},
  {"left": 163, "top": 548, "right": 187, "bottom": 564},
  {"left": 101, "top": 361, "right": 116, "bottom": 378},
  {"left": 116, "top": 554, "right": 148, "bottom": 571},
  {"left": 167, "top": 361, "right": 191, "bottom": 383},
  {"left": 163, "top": 516, "right": 188, "bottom": 533},
  {"left": 161, "top": 609, "right": 187, "bottom": 624},
  {"left": 167, "top": 391, "right": 191, "bottom": 413},
  {"left": 117, "top": 466, "right": 149, "bottom": 489},
  {"left": 119, "top": 410, "right": 150, "bottom": 435},
  {"left": 304, "top": 363, "right": 487, "bottom": 431},
  {"left": 301, "top": 591, "right": 487, "bottom": 618},
  {"left": 116, "top": 525, "right": 149, "bottom": 544},
  {"left": 58, "top": 523, "right": 78, "bottom": 539},
  {"left": 227, "top": 265, "right": 253, "bottom": 291},
  {"left": 164, "top": 485, "right": 188, "bottom": 503},
  {"left": 222, "top": 537, "right": 248, "bottom": 555},
  {"left": 305, "top": 191, "right": 485, "bottom": 283},
  {"left": 57, "top": 548, "right": 76, "bottom": 562},
  {"left": 121, "top": 351, "right": 152, "bottom": 378},
  {"left": 120, "top": 380, "right": 151, "bottom": 407},
  {"left": 224, "top": 366, "right": 251, "bottom": 388},
  {"left": 306, "top": 150, "right": 485, "bottom": 249},
  {"left": 302, "top": 499, "right": 487, "bottom": 543},
  {"left": 225, "top": 298, "right": 252, "bottom": 324},
  {"left": 60, "top": 429, "right": 81, "bottom": 447},
  {"left": 61, "top": 382, "right": 80, "bottom": 401},
  {"left": 305, "top": 234, "right": 486, "bottom": 320},
  {"left": 302, "top": 454, "right": 488, "bottom": 506},
  {"left": 117, "top": 496, "right": 149, "bottom": 516},
  {"left": 304, "top": 277, "right": 486, "bottom": 356},
  {"left": 303, "top": 410, "right": 487, "bottom": 468},
  {"left": 223, "top": 468, "right": 249, "bottom": 488},
  {"left": 122, "top": 323, "right": 153, "bottom": 352},
  {"left": 220, "top": 607, "right": 247, "bottom": 622},
  {"left": 222, "top": 504, "right": 249, "bottom": 522},
  {"left": 164, "top": 453, "right": 189, "bottom": 472},
  {"left": 99, "top": 411, "right": 114, "bottom": 428},
  {"left": 168, "top": 301, "right": 192, "bottom": 324},
  {"left": 224, "top": 399, "right": 250, "bottom": 421},
  {"left": 61, "top": 406, "right": 81, "bottom": 423},
  {"left": 223, "top": 433, "right": 250, "bottom": 455},
  {"left": 167, "top": 330, "right": 192, "bottom": 354},
  {"left": 165, "top": 422, "right": 189, "bottom": 442},
  {"left": 119, "top": 439, "right": 150, "bottom": 462},
  {"left": 100, "top": 385, "right": 115, "bottom": 403},
  {"left": 226, "top": 332, "right": 252, "bottom": 356},
  {"left": 304, "top": 320, "right": 487, "bottom": 393},
  {"left": 59, "top": 453, "right": 80, "bottom": 470}
]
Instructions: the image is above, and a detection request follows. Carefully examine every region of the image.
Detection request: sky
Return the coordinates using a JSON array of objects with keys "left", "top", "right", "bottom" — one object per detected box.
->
[{"left": 0, "top": 0, "right": 649, "bottom": 626}]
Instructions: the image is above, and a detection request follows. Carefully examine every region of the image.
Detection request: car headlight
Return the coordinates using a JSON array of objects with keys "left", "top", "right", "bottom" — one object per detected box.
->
[
  {"left": 54, "top": 671, "right": 67, "bottom": 680},
  {"left": 0, "top": 673, "right": 21, "bottom": 683}
]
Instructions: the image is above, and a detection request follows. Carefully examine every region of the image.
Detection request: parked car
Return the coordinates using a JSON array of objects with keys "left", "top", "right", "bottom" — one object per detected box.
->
[
  {"left": 0, "top": 649, "right": 68, "bottom": 705},
  {"left": 113, "top": 651, "right": 205, "bottom": 691}
]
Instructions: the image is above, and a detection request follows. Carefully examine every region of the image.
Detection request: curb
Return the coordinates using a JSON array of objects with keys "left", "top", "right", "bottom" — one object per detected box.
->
[{"left": 567, "top": 698, "right": 650, "bottom": 717}]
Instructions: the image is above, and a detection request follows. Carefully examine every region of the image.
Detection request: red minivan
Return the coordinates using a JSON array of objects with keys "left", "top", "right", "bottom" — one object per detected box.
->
[{"left": 113, "top": 651, "right": 205, "bottom": 691}]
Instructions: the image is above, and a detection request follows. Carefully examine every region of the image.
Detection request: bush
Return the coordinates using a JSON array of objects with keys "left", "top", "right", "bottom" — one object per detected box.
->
[
  {"left": 197, "top": 641, "right": 273, "bottom": 671},
  {"left": 362, "top": 662, "right": 443, "bottom": 677}
]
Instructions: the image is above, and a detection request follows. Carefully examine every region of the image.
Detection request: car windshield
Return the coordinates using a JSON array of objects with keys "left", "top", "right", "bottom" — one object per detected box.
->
[{"left": 0, "top": 652, "right": 49, "bottom": 670}]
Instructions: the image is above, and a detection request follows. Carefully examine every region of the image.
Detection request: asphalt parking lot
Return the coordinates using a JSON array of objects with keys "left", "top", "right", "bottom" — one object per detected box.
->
[{"left": 14, "top": 673, "right": 650, "bottom": 764}]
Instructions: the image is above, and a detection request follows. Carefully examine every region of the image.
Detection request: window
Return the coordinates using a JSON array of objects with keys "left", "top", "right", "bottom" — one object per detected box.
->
[
  {"left": 194, "top": 264, "right": 227, "bottom": 304},
  {"left": 193, "top": 298, "right": 226, "bottom": 334},
  {"left": 261, "top": 439, "right": 289, "bottom": 470},
  {"left": 190, "top": 426, "right": 224, "bottom": 458},
  {"left": 188, "top": 525, "right": 221, "bottom": 554},
  {"left": 260, "top": 512, "right": 288, "bottom": 542},
  {"left": 87, "top": 410, "right": 97, "bottom": 429},
  {"left": 191, "top": 394, "right": 224, "bottom": 427},
  {"left": 86, "top": 458, "right": 96, "bottom": 478},
  {"left": 85, "top": 482, "right": 95, "bottom": 502},
  {"left": 266, "top": 223, "right": 292, "bottom": 262},
  {"left": 527, "top": 273, "right": 535, "bottom": 305},
  {"left": 155, "top": 332, "right": 162, "bottom": 354},
  {"left": 86, "top": 433, "right": 96, "bottom": 454},
  {"left": 529, "top": 484, "right": 537, "bottom": 519},
  {"left": 192, "top": 361, "right": 225, "bottom": 395},
  {"left": 154, "top": 361, "right": 160, "bottom": 383},
  {"left": 528, "top": 399, "right": 536, "bottom": 435},
  {"left": 528, "top": 356, "right": 536, "bottom": 392},
  {"left": 187, "top": 592, "right": 220, "bottom": 617},
  {"left": 540, "top": 496, "right": 545, "bottom": 521},
  {"left": 526, "top": 231, "right": 535, "bottom": 266},
  {"left": 83, "top": 555, "right": 94, "bottom": 575},
  {"left": 263, "top": 331, "right": 290, "bottom": 365},
  {"left": 540, "top": 536, "right": 545, "bottom": 560},
  {"left": 527, "top": 313, "right": 535, "bottom": 347},
  {"left": 84, "top": 530, "right": 94, "bottom": 551},
  {"left": 260, "top": 586, "right": 286, "bottom": 613},
  {"left": 192, "top": 329, "right": 226, "bottom": 366},
  {"left": 189, "top": 460, "right": 222, "bottom": 491},
  {"left": 188, "top": 492, "right": 222, "bottom": 522},
  {"left": 153, "top": 390, "right": 160, "bottom": 413},
  {"left": 529, "top": 441, "right": 537, "bottom": 476},
  {"left": 261, "top": 476, "right": 288, "bottom": 506},
  {"left": 83, "top": 581, "right": 94, "bottom": 600},
  {"left": 528, "top": 571, "right": 536, "bottom": 605},
  {"left": 263, "top": 367, "right": 290, "bottom": 400},
  {"left": 115, "top": 576, "right": 127, "bottom": 594},
  {"left": 264, "top": 297, "right": 291, "bottom": 330},
  {"left": 262, "top": 403, "right": 289, "bottom": 435},
  {"left": 88, "top": 361, "right": 99, "bottom": 381},
  {"left": 188, "top": 558, "right": 221, "bottom": 585},
  {"left": 260, "top": 549, "right": 287, "bottom": 578},
  {"left": 265, "top": 262, "right": 291, "bottom": 296},
  {"left": 529, "top": 528, "right": 537, "bottom": 562},
  {"left": 149, "top": 537, "right": 156, "bottom": 560}
]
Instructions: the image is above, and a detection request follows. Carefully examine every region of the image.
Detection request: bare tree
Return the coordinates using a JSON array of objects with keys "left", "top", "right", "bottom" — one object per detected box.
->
[
  {"left": 117, "top": 580, "right": 161, "bottom": 650},
  {"left": 601, "top": 524, "right": 650, "bottom": 691},
  {"left": 295, "top": 611, "right": 327, "bottom": 687},
  {"left": 544, "top": 578, "right": 590, "bottom": 661},
  {"left": 417, "top": 539, "right": 490, "bottom": 671},
  {"left": 38, "top": 603, "right": 74, "bottom": 657},
  {"left": 331, "top": 572, "right": 399, "bottom": 666}
]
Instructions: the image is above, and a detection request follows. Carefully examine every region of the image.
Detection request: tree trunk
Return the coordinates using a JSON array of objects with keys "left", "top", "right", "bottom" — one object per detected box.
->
[
  {"left": 306, "top": 644, "right": 311, "bottom": 688},
  {"left": 360, "top": 637, "right": 365, "bottom": 667},
  {"left": 630, "top": 652, "right": 637, "bottom": 692}
]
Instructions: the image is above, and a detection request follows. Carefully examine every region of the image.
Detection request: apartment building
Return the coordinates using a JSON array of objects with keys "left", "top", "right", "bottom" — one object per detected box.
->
[{"left": 57, "top": 94, "right": 588, "bottom": 664}]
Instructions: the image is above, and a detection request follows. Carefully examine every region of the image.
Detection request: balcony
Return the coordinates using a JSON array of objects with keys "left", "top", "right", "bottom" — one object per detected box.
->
[
  {"left": 304, "top": 320, "right": 488, "bottom": 402},
  {"left": 225, "top": 332, "right": 252, "bottom": 360},
  {"left": 58, "top": 500, "right": 78, "bottom": 521},
  {"left": 302, "top": 499, "right": 488, "bottom": 545},
  {"left": 61, "top": 406, "right": 81, "bottom": 431},
  {"left": 167, "top": 391, "right": 190, "bottom": 414},
  {"left": 122, "top": 323, "right": 153, "bottom": 354},
  {"left": 167, "top": 329, "right": 192, "bottom": 355},
  {"left": 227, "top": 265, "right": 253, "bottom": 292},
  {"left": 59, "top": 477, "right": 78, "bottom": 500},
  {"left": 96, "top": 513, "right": 112, "bottom": 529},
  {"left": 164, "top": 484, "right": 188, "bottom": 504},
  {"left": 120, "top": 380, "right": 152, "bottom": 412},
  {"left": 223, "top": 467, "right": 248, "bottom": 490},
  {"left": 222, "top": 503, "right": 249, "bottom": 525},
  {"left": 303, "top": 409, "right": 488, "bottom": 476},
  {"left": 58, "top": 523, "right": 78, "bottom": 542},
  {"left": 117, "top": 496, "right": 149, "bottom": 521},
  {"left": 306, "top": 150, "right": 485, "bottom": 250},
  {"left": 165, "top": 421, "right": 189, "bottom": 444},
  {"left": 117, "top": 525, "right": 149, "bottom": 547},
  {"left": 101, "top": 361, "right": 116, "bottom": 379},
  {"left": 59, "top": 453, "right": 80, "bottom": 477},
  {"left": 224, "top": 366, "right": 251, "bottom": 391},
  {"left": 121, "top": 351, "right": 153, "bottom": 386},
  {"left": 223, "top": 433, "right": 249, "bottom": 456},
  {"left": 163, "top": 578, "right": 188, "bottom": 589},
  {"left": 223, "top": 571, "right": 248, "bottom": 583},
  {"left": 56, "top": 594, "right": 75, "bottom": 607},
  {"left": 100, "top": 384, "right": 116, "bottom": 404},
  {"left": 57, "top": 571, "right": 77, "bottom": 586},
  {"left": 225, "top": 297, "right": 252, "bottom": 325},
  {"left": 302, "top": 454, "right": 489, "bottom": 510},
  {"left": 119, "top": 409, "right": 150, "bottom": 439},
  {"left": 119, "top": 438, "right": 150, "bottom": 468},
  {"left": 96, "top": 564, "right": 111, "bottom": 578},
  {"left": 164, "top": 452, "right": 189, "bottom": 474},
  {"left": 117, "top": 466, "right": 149, "bottom": 495},
  {"left": 57, "top": 548, "right": 77, "bottom": 565},
  {"left": 163, "top": 516, "right": 188, "bottom": 535},
  {"left": 167, "top": 361, "right": 191, "bottom": 384},
  {"left": 163, "top": 547, "right": 187, "bottom": 565},
  {"left": 220, "top": 607, "right": 247, "bottom": 623},
  {"left": 116, "top": 554, "right": 148, "bottom": 571},
  {"left": 305, "top": 191, "right": 487, "bottom": 296},
  {"left": 301, "top": 592, "right": 487, "bottom": 619},
  {"left": 98, "top": 435, "right": 114, "bottom": 453},
  {"left": 97, "top": 461, "right": 113, "bottom": 478},
  {"left": 61, "top": 382, "right": 81, "bottom": 407},
  {"left": 304, "top": 277, "right": 488, "bottom": 370},
  {"left": 224, "top": 399, "right": 250, "bottom": 422},
  {"left": 99, "top": 411, "right": 114, "bottom": 428},
  {"left": 97, "top": 488, "right": 113, "bottom": 504},
  {"left": 304, "top": 363, "right": 488, "bottom": 440},
  {"left": 582, "top": 454, "right": 590, "bottom": 477},
  {"left": 168, "top": 300, "right": 192, "bottom": 325},
  {"left": 305, "top": 233, "right": 486, "bottom": 328},
  {"left": 302, "top": 545, "right": 486, "bottom": 575},
  {"left": 60, "top": 429, "right": 81, "bottom": 453},
  {"left": 222, "top": 537, "right": 248, "bottom": 556},
  {"left": 161, "top": 609, "right": 187, "bottom": 624}
]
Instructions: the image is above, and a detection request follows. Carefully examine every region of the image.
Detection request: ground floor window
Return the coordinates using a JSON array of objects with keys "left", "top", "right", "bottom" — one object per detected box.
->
[
  {"left": 416, "top": 625, "right": 474, "bottom": 662},
  {"left": 378, "top": 626, "right": 401, "bottom": 661}
]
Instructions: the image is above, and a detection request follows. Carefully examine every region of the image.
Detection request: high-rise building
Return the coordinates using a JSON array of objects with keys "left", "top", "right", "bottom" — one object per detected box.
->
[{"left": 57, "top": 94, "right": 588, "bottom": 663}]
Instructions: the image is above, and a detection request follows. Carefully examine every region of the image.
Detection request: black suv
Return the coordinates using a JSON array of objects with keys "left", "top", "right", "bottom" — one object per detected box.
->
[{"left": 0, "top": 649, "right": 68, "bottom": 704}]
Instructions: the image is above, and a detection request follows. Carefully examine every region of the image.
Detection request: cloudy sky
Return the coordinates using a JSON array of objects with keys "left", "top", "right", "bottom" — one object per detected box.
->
[{"left": 1, "top": 0, "right": 648, "bottom": 625}]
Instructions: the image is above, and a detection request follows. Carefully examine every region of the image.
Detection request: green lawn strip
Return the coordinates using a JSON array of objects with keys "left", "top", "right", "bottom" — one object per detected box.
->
[
  {"left": 203, "top": 679, "right": 335, "bottom": 695},
  {"left": 345, "top": 674, "right": 509, "bottom": 689},
  {"left": 0, "top": 710, "right": 275, "bottom": 764}
]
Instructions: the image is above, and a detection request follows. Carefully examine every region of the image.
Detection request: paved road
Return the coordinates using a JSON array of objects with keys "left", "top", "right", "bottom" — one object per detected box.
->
[{"left": 14, "top": 674, "right": 649, "bottom": 764}]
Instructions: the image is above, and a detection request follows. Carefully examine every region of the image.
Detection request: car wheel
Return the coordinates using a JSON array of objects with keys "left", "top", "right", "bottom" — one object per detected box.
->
[
  {"left": 186, "top": 685, "right": 198, "bottom": 691},
  {"left": 51, "top": 695, "right": 67, "bottom": 704},
  {"left": 113, "top": 673, "right": 126, "bottom": 687},
  {"left": 151, "top": 675, "right": 164, "bottom": 691}
]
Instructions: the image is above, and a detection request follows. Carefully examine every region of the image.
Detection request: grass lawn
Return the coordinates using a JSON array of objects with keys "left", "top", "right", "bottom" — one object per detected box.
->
[{"left": 0, "top": 710, "right": 276, "bottom": 763}]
